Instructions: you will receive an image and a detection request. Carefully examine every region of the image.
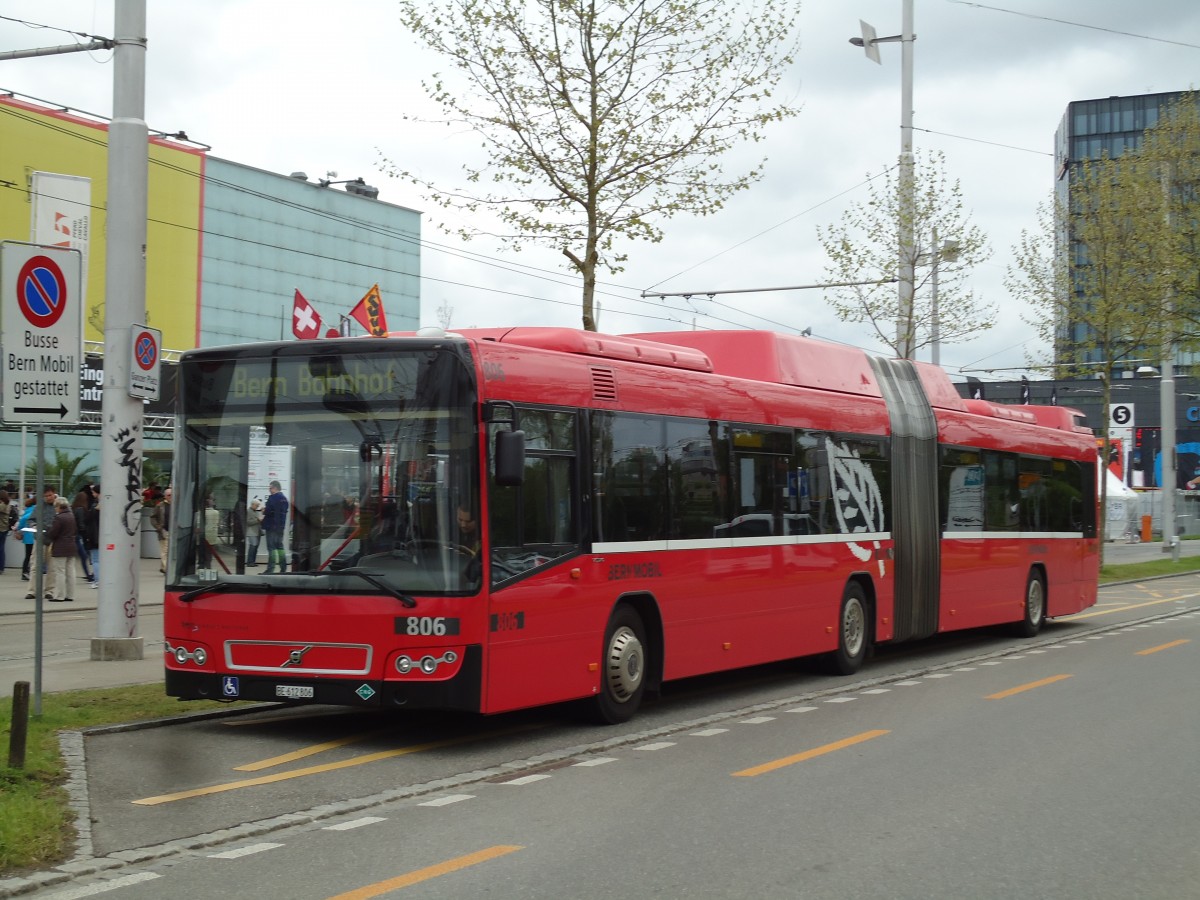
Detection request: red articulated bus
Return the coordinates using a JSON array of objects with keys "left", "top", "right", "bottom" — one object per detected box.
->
[{"left": 164, "top": 327, "right": 1099, "bottom": 722}]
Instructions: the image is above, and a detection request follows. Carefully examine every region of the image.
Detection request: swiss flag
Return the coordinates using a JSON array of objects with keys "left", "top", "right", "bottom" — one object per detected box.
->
[{"left": 292, "top": 289, "right": 322, "bottom": 340}]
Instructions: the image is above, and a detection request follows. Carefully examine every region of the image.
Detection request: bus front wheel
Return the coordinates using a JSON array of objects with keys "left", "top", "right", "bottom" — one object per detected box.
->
[
  {"left": 829, "top": 582, "right": 869, "bottom": 675},
  {"left": 589, "top": 606, "right": 648, "bottom": 725}
]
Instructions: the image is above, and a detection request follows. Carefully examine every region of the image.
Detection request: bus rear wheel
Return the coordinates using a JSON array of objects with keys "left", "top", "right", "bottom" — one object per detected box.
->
[
  {"left": 588, "top": 606, "right": 648, "bottom": 725},
  {"left": 1014, "top": 569, "right": 1046, "bottom": 637},
  {"left": 829, "top": 582, "right": 869, "bottom": 675}
]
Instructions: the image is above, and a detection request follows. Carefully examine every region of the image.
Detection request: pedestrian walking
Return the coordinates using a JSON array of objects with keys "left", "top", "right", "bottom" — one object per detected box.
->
[
  {"left": 0, "top": 489, "right": 15, "bottom": 574},
  {"left": 38, "top": 486, "right": 57, "bottom": 534},
  {"left": 263, "top": 480, "right": 289, "bottom": 574},
  {"left": 245, "top": 499, "right": 264, "bottom": 566},
  {"left": 84, "top": 485, "right": 101, "bottom": 588},
  {"left": 199, "top": 496, "right": 220, "bottom": 567},
  {"left": 71, "top": 486, "right": 95, "bottom": 582},
  {"left": 18, "top": 498, "right": 36, "bottom": 590},
  {"left": 151, "top": 487, "right": 172, "bottom": 574},
  {"left": 45, "top": 497, "right": 77, "bottom": 602}
]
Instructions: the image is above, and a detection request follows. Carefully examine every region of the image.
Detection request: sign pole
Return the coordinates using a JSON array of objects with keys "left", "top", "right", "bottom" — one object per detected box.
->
[{"left": 33, "top": 430, "right": 44, "bottom": 715}]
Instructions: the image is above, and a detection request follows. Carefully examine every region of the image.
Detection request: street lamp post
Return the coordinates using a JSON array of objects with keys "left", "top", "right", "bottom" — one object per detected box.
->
[
  {"left": 1161, "top": 339, "right": 1178, "bottom": 560},
  {"left": 850, "top": 0, "right": 917, "bottom": 358}
]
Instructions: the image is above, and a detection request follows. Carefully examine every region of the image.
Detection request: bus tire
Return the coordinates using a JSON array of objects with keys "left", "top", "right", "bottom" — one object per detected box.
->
[
  {"left": 1015, "top": 569, "right": 1046, "bottom": 637},
  {"left": 588, "top": 605, "right": 648, "bottom": 725},
  {"left": 829, "top": 581, "right": 869, "bottom": 675}
]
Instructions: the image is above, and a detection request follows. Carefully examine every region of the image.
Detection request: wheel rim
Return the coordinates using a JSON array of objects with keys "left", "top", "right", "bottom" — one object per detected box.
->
[
  {"left": 1027, "top": 578, "right": 1045, "bottom": 625},
  {"left": 842, "top": 595, "right": 865, "bottom": 658},
  {"left": 605, "top": 625, "right": 643, "bottom": 702}
]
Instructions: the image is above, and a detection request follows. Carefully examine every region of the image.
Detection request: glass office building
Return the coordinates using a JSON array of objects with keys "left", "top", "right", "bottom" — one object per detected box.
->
[{"left": 1053, "top": 90, "right": 1196, "bottom": 374}]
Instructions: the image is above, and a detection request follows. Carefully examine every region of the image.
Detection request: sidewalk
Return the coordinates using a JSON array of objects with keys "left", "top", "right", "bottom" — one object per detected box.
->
[
  {"left": 0, "top": 553, "right": 168, "bottom": 698},
  {"left": 0, "top": 553, "right": 166, "bottom": 617},
  {"left": 1102, "top": 536, "right": 1200, "bottom": 565}
]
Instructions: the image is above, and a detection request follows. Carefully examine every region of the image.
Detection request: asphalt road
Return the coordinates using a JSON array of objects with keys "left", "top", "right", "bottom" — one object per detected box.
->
[{"left": 8, "top": 571, "right": 1193, "bottom": 900}]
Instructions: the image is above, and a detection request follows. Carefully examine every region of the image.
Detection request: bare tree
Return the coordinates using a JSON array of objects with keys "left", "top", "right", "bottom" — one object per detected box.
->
[
  {"left": 816, "top": 151, "right": 993, "bottom": 359},
  {"left": 388, "top": 0, "right": 802, "bottom": 331}
]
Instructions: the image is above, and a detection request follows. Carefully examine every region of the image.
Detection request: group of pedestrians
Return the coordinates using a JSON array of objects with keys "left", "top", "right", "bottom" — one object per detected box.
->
[
  {"left": 3, "top": 480, "right": 290, "bottom": 585},
  {"left": 4, "top": 483, "right": 101, "bottom": 602}
]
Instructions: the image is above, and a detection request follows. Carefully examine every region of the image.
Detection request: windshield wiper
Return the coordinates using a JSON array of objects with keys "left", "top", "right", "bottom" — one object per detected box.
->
[
  {"left": 300, "top": 568, "right": 418, "bottom": 608},
  {"left": 179, "top": 570, "right": 418, "bottom": 608},
  {"left": 177, "top": 580, "right": 243, "bottom": 602}
]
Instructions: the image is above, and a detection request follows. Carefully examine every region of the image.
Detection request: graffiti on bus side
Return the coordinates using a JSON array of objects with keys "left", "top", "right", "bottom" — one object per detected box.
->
[{"left": 826, "top": 436, "right": 886, "bottom": 574}]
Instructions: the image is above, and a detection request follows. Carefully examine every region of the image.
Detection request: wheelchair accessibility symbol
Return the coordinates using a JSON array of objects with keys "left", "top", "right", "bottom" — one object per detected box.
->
[{"left": 221, "top": 676, "right": 240, "bottom": 698}]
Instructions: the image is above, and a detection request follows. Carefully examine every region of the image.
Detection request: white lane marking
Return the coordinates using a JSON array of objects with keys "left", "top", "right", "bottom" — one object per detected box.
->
[
  {"left": 825, "top": 697, "right": 856, "bottom": 704},
  {"left": 691, "top": 728, "right": 729, "bottom": 737},
  {"left": 573, "top": 757, "right": 617, "bottom": 767},
  {"left": 419, "top": 794, "right": 475, "bottom": 807},
  {"left": 503, "top": 774, "right": 552, "bottom": 786},
  {"left": 741, "top": 716, "right": 776, "bottom": 724},
  {"left": 862, "top": 688, "right": 891, "bottom": 695},
  {"left": 323, "top": 816, "right": 387, "bottom": 831},
  {"left": 39, "top": 873, "right": 161, "bottom": 899},
  {"left": 926, "top": 673, "right": 953, "bottom": 679},
  {"left": 894, "top": 680, "right": 922, "bottom": 686},
  {"left": 636, "top": 742, "right": 677, "bottom": 751},
  {"left": 787, "top": 706, "right": 818, "bottom": 713},
  {"left": 208, "top": 842, "right": 284, "bottom": 859}
]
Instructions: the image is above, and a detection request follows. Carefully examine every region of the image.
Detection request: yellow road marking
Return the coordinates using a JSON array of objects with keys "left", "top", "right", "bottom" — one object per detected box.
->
[
  {"left": 1064, "top": 596, "right": 1192, "bottom": 620},
  {"left": 236, "top": 727, "right": 398, "bottom": 772},
  {"left": 731, "top": 730, "right": 889, "bottom": 777},
  {"left": 986, "top": 674, "right": 1073, "bottom": 700},
  {"left": 222, "top": 710, "right": 360, "bottom": 727},
  {"left": 325, "top": 846, "right": 523, "bottom": 899},
  {"left": 132, "top": 725, "right": 540, "bottom": 806},
  {"left": 1137, "top": 639, "right": 1191, "bottom": 656}
]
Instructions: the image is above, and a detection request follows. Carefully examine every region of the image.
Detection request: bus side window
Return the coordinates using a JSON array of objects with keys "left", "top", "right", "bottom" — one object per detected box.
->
[
  {"left": 592, "top": 412, "right": 666, "bottom": 543},
  {"left": 489, "top": 409, "right": 579, "bottom": 583}
]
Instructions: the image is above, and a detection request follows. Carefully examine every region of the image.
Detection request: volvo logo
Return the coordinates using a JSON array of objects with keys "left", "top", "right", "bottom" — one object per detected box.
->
[{"left": 281, "top": 646, "right": 313, "bottom": 668}]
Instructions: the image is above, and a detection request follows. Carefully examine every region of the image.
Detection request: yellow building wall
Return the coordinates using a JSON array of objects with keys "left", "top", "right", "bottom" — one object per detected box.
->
[{"left": 0, "top": 96, "right": 202, "bottom": 349}]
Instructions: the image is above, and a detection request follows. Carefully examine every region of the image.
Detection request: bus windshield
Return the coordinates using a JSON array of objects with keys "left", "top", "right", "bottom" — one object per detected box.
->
[{"left": 171, "top": 342, "right": 481, "bottom": 596}]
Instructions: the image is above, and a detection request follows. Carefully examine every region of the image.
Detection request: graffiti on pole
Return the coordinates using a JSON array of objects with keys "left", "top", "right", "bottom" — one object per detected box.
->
[{"left": 113, "top": 419, "right": 143, "bottom": 536}]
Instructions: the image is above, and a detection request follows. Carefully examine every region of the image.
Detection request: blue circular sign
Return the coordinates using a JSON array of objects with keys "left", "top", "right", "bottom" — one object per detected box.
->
[
  {"left": 16, "top": 255, "right": 67, "bottom": 328},
  {"left": 134, "top": 331, "right": 158, "bottom": 371}
]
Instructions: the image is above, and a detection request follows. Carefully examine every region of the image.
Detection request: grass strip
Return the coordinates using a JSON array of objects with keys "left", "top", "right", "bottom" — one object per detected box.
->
[{"left": 1, "top": 685, "right": 247, "bottom": 875}]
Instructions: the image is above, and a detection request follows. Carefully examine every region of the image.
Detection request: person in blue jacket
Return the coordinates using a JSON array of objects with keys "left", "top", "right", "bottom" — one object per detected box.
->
[
  {"left": 18, "top": 499, "right": 37, "bottom": 595},
  {"left": 262, "top": 480, "right": 289, "bottom": 574}
]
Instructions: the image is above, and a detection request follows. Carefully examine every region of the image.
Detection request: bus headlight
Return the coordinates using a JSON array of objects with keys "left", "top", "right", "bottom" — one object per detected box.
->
[
  {"left": 165, "top": 641, "right": 212, "bottom": 668},
  {"left": 394, "top": 650, "right": 459, "bottom": 677}
]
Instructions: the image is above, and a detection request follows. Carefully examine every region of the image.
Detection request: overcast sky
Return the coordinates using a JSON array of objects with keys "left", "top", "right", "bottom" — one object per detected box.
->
[{"left": 3, "top": 1, "right": 1199, "bottom": 381}]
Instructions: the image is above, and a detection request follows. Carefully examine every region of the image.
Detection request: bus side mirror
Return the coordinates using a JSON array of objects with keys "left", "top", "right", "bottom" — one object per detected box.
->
[{"left": 495, "top": 430, "right": 526, "bottom": 486}]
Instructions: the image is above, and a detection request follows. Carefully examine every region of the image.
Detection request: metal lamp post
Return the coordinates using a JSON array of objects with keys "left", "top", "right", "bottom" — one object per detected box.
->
[{"left": 850, "top": 0, "right": 916, "bottom": 358}]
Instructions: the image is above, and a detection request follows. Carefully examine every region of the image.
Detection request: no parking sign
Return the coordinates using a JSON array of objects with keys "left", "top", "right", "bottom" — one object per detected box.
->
[
  {"left": 1, "top": 241, "right": 82, "bottom": 424},
  {"left": 129, "top": 324, "right": 161, "bottom": 400}
]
